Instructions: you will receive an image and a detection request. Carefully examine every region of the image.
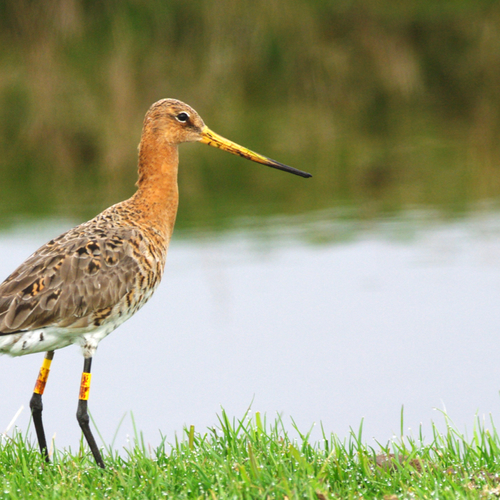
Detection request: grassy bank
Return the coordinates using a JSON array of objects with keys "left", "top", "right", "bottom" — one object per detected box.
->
[{"left": 1, "top": 410, "right": 500, "bottom": 499}]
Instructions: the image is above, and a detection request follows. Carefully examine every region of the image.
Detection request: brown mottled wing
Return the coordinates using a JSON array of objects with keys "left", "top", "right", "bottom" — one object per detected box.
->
[{"left": 0, "top": 224, "right": 144, "bottom": 334}]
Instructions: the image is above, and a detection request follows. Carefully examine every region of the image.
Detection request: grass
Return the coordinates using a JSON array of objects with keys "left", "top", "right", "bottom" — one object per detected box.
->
[{"left": 1, "top": 410, "right": 500, "bottom": 498}]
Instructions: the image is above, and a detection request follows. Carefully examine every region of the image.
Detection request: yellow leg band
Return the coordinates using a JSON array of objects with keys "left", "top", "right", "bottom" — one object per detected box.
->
[
  {"left": 79, "top": 372, "right": 92, "bottom": 400},
  {"left": 33, "top": 357, "right": 52, "bottom": 395}
]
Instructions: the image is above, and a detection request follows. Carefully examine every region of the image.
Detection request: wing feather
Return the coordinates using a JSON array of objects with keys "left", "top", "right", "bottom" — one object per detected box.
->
[{"left": 0, "top": 222, "right": 147, "bottom": 335}]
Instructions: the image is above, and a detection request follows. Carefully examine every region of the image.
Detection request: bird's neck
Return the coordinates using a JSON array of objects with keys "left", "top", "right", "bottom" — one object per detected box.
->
[{"left": 130, "top": 139, "right": 180, "bottom": 241}]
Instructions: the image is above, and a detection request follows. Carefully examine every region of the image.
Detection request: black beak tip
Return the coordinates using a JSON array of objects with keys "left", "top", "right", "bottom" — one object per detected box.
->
[{"left": 289, "top": 168, "right": 313, "bottom": 178}]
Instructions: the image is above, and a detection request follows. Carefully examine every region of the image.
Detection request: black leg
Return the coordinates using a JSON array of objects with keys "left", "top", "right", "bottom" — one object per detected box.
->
[
  {"left": 76, "top": 357, "right": 105, "bottom": 468},
  {"left": 30, "top": 350, "right": 54, "bottom": 462}
]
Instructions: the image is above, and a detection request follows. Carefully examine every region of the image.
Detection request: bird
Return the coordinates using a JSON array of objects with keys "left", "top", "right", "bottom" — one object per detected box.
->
[{"left": 0, "top": 99, "right": 311, "bottom": 468}]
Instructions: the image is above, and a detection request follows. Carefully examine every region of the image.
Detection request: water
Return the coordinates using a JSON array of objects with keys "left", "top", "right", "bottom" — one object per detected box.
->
[{"left": 1, "top": 208, "right": 500, "bottom": 453}]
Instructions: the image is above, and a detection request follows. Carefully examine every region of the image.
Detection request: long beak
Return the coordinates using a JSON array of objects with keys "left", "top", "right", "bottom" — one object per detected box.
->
[{"left": 199, "top": 126, "right": 312, "bottom": 178}]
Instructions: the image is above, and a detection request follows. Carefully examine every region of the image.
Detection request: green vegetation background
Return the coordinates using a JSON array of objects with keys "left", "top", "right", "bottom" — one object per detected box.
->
[{"left": 1, "top": 0, "right": 499, "bottom": 232}]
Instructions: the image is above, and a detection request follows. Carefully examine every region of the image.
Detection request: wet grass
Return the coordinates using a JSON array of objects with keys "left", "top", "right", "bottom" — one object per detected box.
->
[{"left": 2, "top": 410, "right": 500, "bottom": 499}]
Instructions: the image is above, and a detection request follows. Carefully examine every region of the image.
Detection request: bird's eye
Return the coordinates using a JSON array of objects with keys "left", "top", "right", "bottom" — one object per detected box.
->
[{"left": 176, "top": 112, "right": 189, "bottom": 123}]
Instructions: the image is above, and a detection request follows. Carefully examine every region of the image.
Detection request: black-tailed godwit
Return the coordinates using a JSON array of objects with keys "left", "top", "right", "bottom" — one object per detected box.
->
[{"left": 0, "top": 99, "right": 311, "bottom": 468}]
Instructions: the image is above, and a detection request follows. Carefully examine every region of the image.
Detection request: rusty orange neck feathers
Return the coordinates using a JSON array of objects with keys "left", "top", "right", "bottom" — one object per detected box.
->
[{"left": 132, "top": 124, "right": 180, "bottom": 239}]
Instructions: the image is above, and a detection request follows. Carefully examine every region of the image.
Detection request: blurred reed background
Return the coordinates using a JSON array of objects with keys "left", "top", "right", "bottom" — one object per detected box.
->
[{"left": 0, "top": 0, "right": 499, "bottom": 234}]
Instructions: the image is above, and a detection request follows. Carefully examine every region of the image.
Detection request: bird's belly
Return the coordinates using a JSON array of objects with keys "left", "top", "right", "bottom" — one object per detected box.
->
[{"left": 0, "top": 323, "right": 115, "bottom": 357}]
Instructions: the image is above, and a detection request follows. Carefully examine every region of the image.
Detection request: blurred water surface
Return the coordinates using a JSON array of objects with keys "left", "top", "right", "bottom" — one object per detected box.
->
[{"left": 1, "top": 207, "right": 500, "bottom": 452}]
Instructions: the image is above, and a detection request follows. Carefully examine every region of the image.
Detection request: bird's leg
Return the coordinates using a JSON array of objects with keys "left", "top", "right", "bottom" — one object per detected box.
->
[
  {"left": 76, "top": 356, "right": 105, "bottom": 468},
  {"left": 30, "top": 350, "right": 54, "bottom": 462}
]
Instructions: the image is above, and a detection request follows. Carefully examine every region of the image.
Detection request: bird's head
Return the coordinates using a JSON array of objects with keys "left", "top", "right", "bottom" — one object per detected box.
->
[{"left": 143, "top": 99, "right": 312, "bottom": 178}]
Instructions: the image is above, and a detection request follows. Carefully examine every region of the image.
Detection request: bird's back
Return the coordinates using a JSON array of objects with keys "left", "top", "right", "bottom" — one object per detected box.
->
[{"left": 0, "top": 200, "right": 169, "bottom": 356}]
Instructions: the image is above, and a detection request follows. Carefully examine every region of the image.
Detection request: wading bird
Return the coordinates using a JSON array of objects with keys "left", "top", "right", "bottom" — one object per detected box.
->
[{"left": 0, "top": 99, "right": 311, "bottom": 468}]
